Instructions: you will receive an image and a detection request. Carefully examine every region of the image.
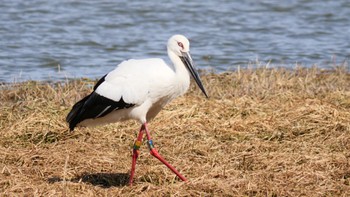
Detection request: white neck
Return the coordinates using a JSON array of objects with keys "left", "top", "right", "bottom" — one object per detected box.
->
[{"left": 167, "top": 49, "right": 191, "bottom": 95}]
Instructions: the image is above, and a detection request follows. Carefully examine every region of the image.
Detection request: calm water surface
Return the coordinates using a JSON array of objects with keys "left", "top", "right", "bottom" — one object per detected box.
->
[{"left": 0, "top": 0, "right": 349, "bottom": 82}]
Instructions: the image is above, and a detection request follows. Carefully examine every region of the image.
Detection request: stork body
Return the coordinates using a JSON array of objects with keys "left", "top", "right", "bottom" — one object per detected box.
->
[{"left": 66, "top": 35, "right": 208, "bottom": 185}]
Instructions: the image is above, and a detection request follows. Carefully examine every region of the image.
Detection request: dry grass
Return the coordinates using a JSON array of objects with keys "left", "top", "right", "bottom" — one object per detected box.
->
[{"left": 1, "top": 66, "right": 350, "bottom": 196}]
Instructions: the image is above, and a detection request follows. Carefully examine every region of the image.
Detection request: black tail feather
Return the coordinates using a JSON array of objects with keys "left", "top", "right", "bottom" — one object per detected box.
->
[
  {"left": 66, "top": 92, "right": 135, "bottom": 131},
  {"left": 66, "top": 94, "right": 90, "bottom": 131}
]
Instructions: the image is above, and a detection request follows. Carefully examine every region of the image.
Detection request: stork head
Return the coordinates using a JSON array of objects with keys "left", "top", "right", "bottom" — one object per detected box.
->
[
  {"left": 167, "top": 34, "right": 190, "bottom": 56},
  {"left": 168, "top": 35, "right": 208, "bottom": 98}
]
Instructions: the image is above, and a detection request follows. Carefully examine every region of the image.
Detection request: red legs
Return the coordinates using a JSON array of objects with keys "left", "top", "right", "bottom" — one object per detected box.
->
[
  {"left": 143, "top": 123, "right": 188, "bottom": 182},
  {"left": 129, "top": 125, "right": 145, "bottom": 186},
  {"left": 129, "top": 123, "right": 187, "bottom": 186}
]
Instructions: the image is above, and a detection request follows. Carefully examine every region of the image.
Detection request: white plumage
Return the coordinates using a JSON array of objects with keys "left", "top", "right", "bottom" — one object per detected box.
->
[{"left": 66, "top": 34, "right": 208, "bottom": 185}]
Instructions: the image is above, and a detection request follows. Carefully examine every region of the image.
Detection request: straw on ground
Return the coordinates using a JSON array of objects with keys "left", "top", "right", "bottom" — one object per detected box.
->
[{"left": 0, "top": 66, "right": 349, "bottom": 196}]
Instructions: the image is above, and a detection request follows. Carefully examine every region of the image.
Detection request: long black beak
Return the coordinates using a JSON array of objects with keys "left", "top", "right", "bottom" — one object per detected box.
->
[{"left": 180, "top": 52, "right": 209, "bottom": 98}]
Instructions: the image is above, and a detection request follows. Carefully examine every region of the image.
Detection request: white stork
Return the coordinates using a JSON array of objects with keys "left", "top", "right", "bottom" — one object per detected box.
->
[{"left": 66, "top": 34, "right": 208, "bottom": 185}]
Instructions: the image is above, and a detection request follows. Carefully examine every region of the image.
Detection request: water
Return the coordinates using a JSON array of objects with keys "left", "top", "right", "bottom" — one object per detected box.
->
[{"left": 0, "top": 0, "right": 349, "bottom": 82}]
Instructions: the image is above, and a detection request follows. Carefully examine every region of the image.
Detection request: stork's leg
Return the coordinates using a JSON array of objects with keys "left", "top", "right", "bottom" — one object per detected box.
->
[
  {"left": 143, "top": 123, "right": 188, "bottom": 182},
  {"left": 129, "top": 125, "right": 145, "bottom": 186}
]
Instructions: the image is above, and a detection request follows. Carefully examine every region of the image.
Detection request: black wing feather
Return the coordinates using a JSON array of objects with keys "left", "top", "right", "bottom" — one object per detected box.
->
[
  {"left": 66, "top": 95, "right": 90, "bottom": 123},
  {"left": 66, "top": 74, "right": 107, "bottom": 124},
  {"left": 93, "top": 74, "right": 107, "bottom": 90},
  {"left": 66, "top": 91, "right": 134, "bottom": 131}
]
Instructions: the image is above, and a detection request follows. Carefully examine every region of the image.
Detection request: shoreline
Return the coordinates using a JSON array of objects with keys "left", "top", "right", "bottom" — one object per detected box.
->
[{"left": 1, "top": 64, "right": 349, "bottom": 86}]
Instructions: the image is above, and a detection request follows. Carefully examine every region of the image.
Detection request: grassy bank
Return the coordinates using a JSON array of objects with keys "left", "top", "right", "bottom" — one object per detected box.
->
[{"left": 0, "top": 66, "right": 350, "bottom": 196}]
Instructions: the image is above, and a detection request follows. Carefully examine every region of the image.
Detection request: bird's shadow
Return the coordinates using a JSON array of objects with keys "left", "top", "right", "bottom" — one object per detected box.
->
[{"left": 48, "top": 172, "right": 129, "bottom": 188}]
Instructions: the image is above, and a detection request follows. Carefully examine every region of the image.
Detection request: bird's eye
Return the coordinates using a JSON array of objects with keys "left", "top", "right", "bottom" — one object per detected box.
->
[{"left": 177, "top": 42, "right": 184, "bottom": 50}]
